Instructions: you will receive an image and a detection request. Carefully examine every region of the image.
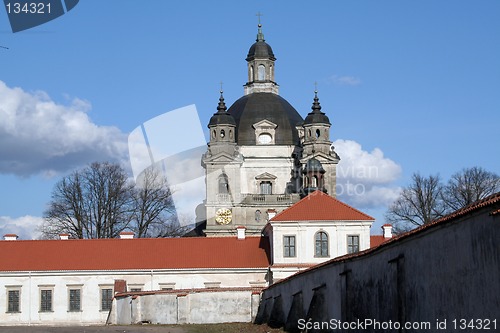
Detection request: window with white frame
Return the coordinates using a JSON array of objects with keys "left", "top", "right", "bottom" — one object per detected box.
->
[
  {"left": 315, "top": 231, "right": 329, "bottom": 257},
  {"left": 68, "top": 287, "right": 82, "bottom": 312},
  {"left": 6, "top": 288, "right": 21, "bottom": 313},
  {"left": 100, "top": 287, "right": 113, "bottom": 311},
  {"left": 283, "top": 235, "right": 296, "bottom": 257},
  {"left": 39, "top": 288, "right": 53, "bottom": 312},
  {"left": 347, "top": 235, "right": 360, "bottom": 254}
]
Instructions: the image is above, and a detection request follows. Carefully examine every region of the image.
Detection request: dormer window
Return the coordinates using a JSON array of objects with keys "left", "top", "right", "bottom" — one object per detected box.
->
[{"left": 253, "top": 119, "right": 277, "bottom": 145}]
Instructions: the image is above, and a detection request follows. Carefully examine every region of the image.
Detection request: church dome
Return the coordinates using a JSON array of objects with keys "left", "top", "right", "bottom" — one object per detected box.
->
[
  {"left": 246, "top": 24, "right": 276, "bottom": 61},
  {"left": 246, "top": 41, "right": 275, "bottom": 61},
  {"left": 227, "top": 92, "right": 303, "bottom": 145}
]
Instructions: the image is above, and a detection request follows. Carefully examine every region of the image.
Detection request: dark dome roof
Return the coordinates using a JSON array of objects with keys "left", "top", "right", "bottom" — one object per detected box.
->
[
  {"left": 246, "top": 25, "right": 276, "bottom": 61},
  {"left": 304, "top": 158, "right": 325, "bottom": 173},
  {"left": 208, "top": 93, "right": 236, "bottom": 127},
  {"left": 227, "top": 93, "right": 303, "bottom": 145},
  {"left": 208, "top": 112, "right": 236, "bottom": 126},
  {"left": 246, "top": 41, "right": 276, "bottom": 61},
  {"left": 303, "top": 92, "right": 330, "bottom": 125}
]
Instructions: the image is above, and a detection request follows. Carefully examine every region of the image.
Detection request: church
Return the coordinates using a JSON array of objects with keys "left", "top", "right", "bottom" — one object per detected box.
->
[
  {"left": 0, "top": 23, "right": 389, "bottom": 326},
  {"left": 202, "top": 22, "right": 340, "bottom": 237}
]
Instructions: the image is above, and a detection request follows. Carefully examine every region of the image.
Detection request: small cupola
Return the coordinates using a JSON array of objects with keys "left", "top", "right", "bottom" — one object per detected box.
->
[
  {"left": 302, "top": 90, "right": 333, "bottom": 155},
  {"left": 208, "top": 90, "right": 236, "bottom": 144},
  {"left": 301, "top": 157, "right": 327, "bottom": 197},
  {"left": 303, "top": 90, "right": 330, "bottom": 126},
  {"left": 244, "top": 22, "right": 279, "bottom": 95},
  {"left": 208, "top": 90, "right": 236, "bottom": 127}
]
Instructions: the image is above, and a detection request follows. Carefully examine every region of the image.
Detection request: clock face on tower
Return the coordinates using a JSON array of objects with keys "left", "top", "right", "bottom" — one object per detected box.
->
[{"left": 215, "top": 208, "right": 232, "bottom": 225}]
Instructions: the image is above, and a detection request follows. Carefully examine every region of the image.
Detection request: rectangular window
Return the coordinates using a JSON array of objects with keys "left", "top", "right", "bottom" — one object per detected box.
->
[
  {"left": 7, "top": 289, "right": 20, "bottom": 313},
  {"left": 283, "top": 235, "right": 296, "bottom": 257},
  {"left": 40, "top": 289, "right": 52, "bottom": 312},
  {"left": 101, "top": 288, "right": 113, "bottom": 311},
  {"left": 347, "top": 235, "right": 360, "bottom": 254},
  {"left": 260, "top": 181, "right": 272, "bottom": 195},
  {"left": 69, "top": 289, "right": 81, "bottom": 312}
]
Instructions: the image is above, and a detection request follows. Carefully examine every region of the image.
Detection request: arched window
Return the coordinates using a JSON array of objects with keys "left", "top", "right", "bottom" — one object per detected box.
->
[
  {"left": 311, "top": 175, "right": 318, "bottom": 188},
  {"left": 258, "top": 65, "right": 265, "bottom": 81},
  {"left": 255, "top": 210, "right": 261, "bottom": 222},
  {"left": 315, "top": 231, "right": 329, "bottom": 257},
  {"left": 250, "top": 65, "right": 254, "bottom": 80},
  {"left": 212, "top": 130, "right": 216, "bottom": 139},
  {"left": 316, "top": 129, "right": 321, "bottom": 139},
  {"left": 218, "top": 174, "right": 229, "bottom": 194},
  {"left": 220, "top": 129, "right": 225, "bottom": 138}
]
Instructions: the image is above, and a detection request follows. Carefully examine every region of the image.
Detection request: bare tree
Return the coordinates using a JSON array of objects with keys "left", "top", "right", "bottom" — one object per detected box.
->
[
  {"left": 42, "top": 162, "right": 178, "bottom": 239},
  {"left": 130, "top": 167, "right": 177, "bottom": 238},
  {"left": 442, "top": 167, "right": 500, "bottom": 211},
  {"left": 43, "top": 162, "right": 134, "bottom": 239},
  {"left": 386, "top": 173, "right": 447, "bottom": 232}
]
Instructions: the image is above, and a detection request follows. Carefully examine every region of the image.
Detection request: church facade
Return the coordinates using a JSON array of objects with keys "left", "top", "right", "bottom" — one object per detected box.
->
[{"left": 202, "top": 24, "right": 340, "bottom": 237}]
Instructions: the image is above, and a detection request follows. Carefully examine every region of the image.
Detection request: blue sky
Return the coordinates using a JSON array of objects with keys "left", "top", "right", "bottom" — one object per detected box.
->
[{"left": 1, "top": 0, "right": 499, "bottom": 239}]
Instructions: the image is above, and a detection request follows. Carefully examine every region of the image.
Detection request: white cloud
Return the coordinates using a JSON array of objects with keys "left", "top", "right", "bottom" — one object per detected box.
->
[
  {"left": 0, "top": 80, "right": 128, "bottom": 177},
  {"left": 334, "top": 139, "right": 401, "bottom": 209},
  {"left": 0, "top": 215, "right": 44, "bottom": 240},
  {"left": 328, "top": 75, "right": 362, "bottom": 86}
]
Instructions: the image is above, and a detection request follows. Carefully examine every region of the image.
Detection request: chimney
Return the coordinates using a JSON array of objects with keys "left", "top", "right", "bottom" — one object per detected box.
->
[
  {"left": 119, "top": 231, "right": 134, "bottom": 239},
  {"left": 382, "top": 224, "right": 393, "bottom": 239},
  {"left": 236, "top": 226, "right": 246, "bottom": 240},
  {"left": 3, "top": 234, "right": 18, "bottom": 241},
  {"left": 59, "top": 233, "right": 69, "bottom": 240}
]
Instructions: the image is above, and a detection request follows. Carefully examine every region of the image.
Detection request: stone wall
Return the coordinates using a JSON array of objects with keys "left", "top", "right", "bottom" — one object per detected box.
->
[
  {"left": 256, "top": 200, "right": 500, "bottom": 332},
  {"left": 109, "top": 288, "right": 262, "bottom": 325}
]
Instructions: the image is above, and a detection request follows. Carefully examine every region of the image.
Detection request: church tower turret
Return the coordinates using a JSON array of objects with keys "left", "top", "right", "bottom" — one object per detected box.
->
[
  {"left": 244, "top": 23, "right": 279, "bottom": 95},
  {"left": 301, "top": 90, "right": 340, "bottom": 196},
  {"left": 207, "top": 90, "right": 236, "bottom": 154}
]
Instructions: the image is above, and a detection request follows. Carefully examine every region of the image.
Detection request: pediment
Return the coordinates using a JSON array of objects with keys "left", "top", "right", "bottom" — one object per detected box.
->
[
  {"left": 203, "top": 152, "right": 238, "bottom": 163},
  {"left": 255, "top": 172, "right": 277, "bottom": 180},
  {"left": 253, "top": 119, "right": 277, "bottom": 130}
]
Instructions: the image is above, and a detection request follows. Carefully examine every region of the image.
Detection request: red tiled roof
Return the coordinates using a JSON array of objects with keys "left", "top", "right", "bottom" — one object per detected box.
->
[
  {"left": 271, "top": 190, "right": 374, "bottom": 222},
  {"left": 370, "top": 235, "right": 388, "bottom": 247},
  {"left": 0, "top": 236, "right": 270, "bottom": 272}
]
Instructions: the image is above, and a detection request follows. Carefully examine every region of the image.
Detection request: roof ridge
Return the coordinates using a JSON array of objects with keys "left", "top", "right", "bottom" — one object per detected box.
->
[{"left": 272, "top": 190, "right": 374, "bottom": 221}]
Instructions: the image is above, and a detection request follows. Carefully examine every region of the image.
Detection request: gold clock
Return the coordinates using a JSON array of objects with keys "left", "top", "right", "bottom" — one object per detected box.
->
[{"left": 215, "top": 208, "right": 232, "bottom": 225}]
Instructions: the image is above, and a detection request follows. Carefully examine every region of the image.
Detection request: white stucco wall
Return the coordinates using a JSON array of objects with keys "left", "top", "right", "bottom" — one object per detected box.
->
[
  {"left": 0, "top": 268, "right": 267, "bottom": 326},
  {"left": 271, "top": 221, "right": 372, "bottom": 265},
  {"left": 112, "top": 289, "right": 262, "bottom": 325}
]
